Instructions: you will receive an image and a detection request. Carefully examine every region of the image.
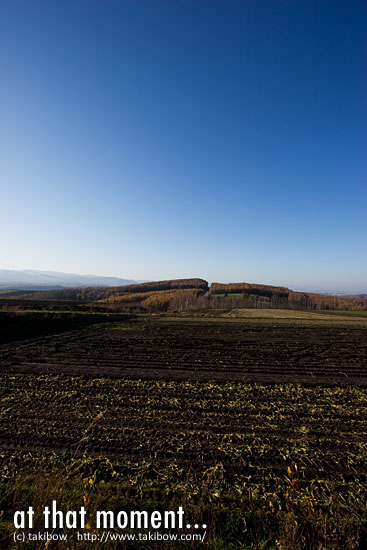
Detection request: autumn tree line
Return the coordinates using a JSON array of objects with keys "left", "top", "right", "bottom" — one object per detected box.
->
[
  {"left": 210, "top": 283, "right": 367, "bottom": 311},
  {"left": 11, "top": 279, "right": 367, "bottom": 312}
]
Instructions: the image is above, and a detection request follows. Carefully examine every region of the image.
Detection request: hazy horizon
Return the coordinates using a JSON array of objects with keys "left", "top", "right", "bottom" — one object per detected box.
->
[{"left": 1, "top": 1, "right": 366, "bottom": 291}]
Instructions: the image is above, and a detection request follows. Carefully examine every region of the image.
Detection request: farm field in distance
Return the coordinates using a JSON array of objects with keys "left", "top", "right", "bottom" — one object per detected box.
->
[{"left": 1, "top": 307, "right": 367, "bottom": 548}]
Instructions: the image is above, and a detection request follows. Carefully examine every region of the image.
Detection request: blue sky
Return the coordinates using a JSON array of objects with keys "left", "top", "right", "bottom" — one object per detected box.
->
[{"left": 1, "top": 0, "right": 366, "bottom": 291}]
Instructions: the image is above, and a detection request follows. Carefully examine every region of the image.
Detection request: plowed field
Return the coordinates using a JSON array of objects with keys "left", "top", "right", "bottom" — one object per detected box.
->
[
  {"left": 1, "top": 312, "right": 366, "bottom": 384},
  {"left": 1, "top": 310, "right": 367, "bottom": 548}
]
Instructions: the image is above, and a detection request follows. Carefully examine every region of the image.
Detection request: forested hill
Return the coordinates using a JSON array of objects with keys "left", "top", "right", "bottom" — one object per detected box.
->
[
  {"left": 7, "top": 278, "right": 367, "bottom": 312},
  {"left": 15, "top": 278, "right": 209, "bottom": 302}
]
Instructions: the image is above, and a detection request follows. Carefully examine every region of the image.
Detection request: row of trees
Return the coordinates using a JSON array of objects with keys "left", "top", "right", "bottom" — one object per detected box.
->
[{"left": 207, "top": 292, "right": 366, "bottom": 311}]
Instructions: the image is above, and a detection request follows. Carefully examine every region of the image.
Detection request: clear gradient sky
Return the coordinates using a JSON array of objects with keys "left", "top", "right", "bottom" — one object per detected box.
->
[{"left": 1, "top": 0, "right": 366, "bottom": 291}]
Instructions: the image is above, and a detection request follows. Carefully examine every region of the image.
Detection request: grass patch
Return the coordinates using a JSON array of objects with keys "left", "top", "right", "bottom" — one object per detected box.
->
[
  {"left": 164, "top": 308, "right": 367, "bottom": 325},
  {"left": 319, "top": 309, "right": 367, "bottom": 317}
]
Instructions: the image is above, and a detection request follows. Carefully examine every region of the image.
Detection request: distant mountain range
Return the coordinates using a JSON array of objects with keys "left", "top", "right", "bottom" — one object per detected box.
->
[{"left": 0, "top": 269, "right": 139, "bottom": 291}]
